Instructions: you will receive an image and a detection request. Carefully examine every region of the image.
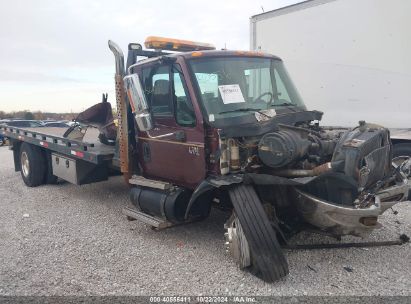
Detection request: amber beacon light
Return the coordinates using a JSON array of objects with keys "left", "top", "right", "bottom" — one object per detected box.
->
[{"left": 144, "top": 36, "right": 216, "bottom": 52}]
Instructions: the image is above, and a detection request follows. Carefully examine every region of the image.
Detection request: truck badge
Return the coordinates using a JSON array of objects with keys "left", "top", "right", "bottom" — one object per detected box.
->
[{"left": 188, "top": 146, "right": 200, "bottom": 156}]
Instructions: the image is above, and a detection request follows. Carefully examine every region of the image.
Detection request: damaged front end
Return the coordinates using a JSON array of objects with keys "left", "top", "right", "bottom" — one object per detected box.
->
[
  {"left": 286, "top": 122, "right": 411, "bottom": 237},
  {"left": 216, "top": 118, "right": 411, "bottom": 238},
  {"left": 289, "top": 124, "right": 411, "bottom": 237},
  {"left": 292, "top": 174, "right": 410, "bottom": 237}
]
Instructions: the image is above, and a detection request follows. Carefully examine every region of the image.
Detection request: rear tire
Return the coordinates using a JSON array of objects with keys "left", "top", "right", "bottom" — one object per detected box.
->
[
  {"left": 228, "top": 184, "right": 289, "bottom": 282},
  {"left": 20, "top": 143, "right": 46, "bottom": 187},
  {"left": 393, "top": 143, "right": 411, "bottom": 157}
]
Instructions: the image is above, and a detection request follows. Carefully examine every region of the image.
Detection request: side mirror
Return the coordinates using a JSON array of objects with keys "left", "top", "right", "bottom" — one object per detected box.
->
[{"left": 123, "top": 74, "right": 153, "bottom": 131}]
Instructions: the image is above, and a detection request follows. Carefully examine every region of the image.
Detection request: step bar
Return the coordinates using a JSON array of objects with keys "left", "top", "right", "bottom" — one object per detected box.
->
[{"left": 122, "top": 207, "right": 173, "bottom": 230}]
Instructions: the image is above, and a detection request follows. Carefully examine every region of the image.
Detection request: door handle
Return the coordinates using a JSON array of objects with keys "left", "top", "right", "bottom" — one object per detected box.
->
[{"left": 146, "top": 130, "right": 186, "bottom": 142}]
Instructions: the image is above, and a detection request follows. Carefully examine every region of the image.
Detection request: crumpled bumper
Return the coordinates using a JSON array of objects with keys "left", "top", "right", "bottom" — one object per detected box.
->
[{"left": 292, "top": 178, "right": 410, "bottom": 237}]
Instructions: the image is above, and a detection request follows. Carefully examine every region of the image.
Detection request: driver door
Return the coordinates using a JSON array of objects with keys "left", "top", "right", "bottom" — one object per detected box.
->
[{"left": 137, "top": 62, "right": 206, "bottom": 189}]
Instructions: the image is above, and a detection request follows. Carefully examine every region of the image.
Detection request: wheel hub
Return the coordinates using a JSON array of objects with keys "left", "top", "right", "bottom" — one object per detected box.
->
[
  {"left": 224, "top": 213, "right": 251, "bottom": 269},
  {"left": 21, "top": 151, "right": 30, "bottom": 177}
]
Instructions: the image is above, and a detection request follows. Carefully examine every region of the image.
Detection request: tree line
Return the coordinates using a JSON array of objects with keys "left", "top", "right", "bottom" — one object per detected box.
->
[{"left": 0, "top": 110, "right": 78, "bottom": 121}]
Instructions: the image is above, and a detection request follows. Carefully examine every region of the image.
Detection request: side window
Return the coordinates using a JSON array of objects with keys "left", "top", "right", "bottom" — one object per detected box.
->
[
  {"left": 173, "top": 65, "right": 196, "bottom": 127},
  {"left": 144, "top": 65, "right": 173, "bottom": 117}
]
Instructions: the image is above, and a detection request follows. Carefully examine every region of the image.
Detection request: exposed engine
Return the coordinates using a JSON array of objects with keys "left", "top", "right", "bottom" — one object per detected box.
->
[
  {"left": 258, "top": 124, "right": 337, "bottom": 170},
  {"left": 221, "top": 121, "right": 391, "bottom": 182},
  {"left": 218, "top": 120, "right": 410, "bottom": 236},
  {"left": 258, "top": 121, "right": 391, "bottom": 187},
  {"left": 223, "top": 123, "right": 400, "bottom": 202}
]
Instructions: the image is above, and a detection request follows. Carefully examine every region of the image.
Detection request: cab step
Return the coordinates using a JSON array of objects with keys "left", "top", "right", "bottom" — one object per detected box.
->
[
  {"left": 122, "top": 207, "right": 174, "bottom": 230},
  {"left": 129, "top": 175, "right": 173, "bottom": 191}
]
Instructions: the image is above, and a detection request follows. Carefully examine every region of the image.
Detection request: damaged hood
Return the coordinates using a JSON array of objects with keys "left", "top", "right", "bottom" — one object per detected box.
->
[{"left": 216, "top": 109, "right": 323, "bottom": 138}]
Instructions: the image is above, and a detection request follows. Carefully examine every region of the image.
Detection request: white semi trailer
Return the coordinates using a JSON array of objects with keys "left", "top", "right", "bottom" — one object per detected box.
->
[{"left": 250, "top": 0, "right": 411, "bottom": 156}]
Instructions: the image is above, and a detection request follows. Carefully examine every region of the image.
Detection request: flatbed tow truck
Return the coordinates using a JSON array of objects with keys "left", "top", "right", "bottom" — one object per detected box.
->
[{"left": 2, "top": 36, "right": 410, "bottom": 282}]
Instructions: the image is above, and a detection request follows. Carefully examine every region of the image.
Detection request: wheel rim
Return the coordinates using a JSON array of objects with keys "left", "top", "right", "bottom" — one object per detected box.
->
[
  {"left": 224, "top": 213, "right": 251, "bottom": 269},
  {"left": 21, "top": 151, "right": 30, "bottom": 177}
]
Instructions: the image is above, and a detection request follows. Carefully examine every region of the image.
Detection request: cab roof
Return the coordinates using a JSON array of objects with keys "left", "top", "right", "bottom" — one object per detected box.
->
[{"left": 170, "top": 49, "right": 282, "bottom": 61}]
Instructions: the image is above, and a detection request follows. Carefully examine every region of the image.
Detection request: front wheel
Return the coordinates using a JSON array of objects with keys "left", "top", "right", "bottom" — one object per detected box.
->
[
  {"left": 226, "top": 184, "right": 289, "bottom": 282},
  {"left": 20, "top": 143, "right": 46, "bottom": 187}
]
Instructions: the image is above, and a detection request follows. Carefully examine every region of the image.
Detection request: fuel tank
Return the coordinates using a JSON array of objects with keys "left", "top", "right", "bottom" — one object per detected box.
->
[{"left": 130, "top": 186, "right": 191, "bottom": 224}]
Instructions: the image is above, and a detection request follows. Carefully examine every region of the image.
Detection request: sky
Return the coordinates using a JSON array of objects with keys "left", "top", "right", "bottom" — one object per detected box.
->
[{"left": 0, "top": 0, "right": 300, "bottom": 113}]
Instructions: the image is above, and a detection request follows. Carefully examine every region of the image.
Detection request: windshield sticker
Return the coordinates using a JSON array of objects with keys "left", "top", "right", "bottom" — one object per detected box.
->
[
  {"left": 218, "top": 84, "right": 246, "bottom": 104},
  {"left": 209, "top": 114, "right": 215, "bottom": 122}
]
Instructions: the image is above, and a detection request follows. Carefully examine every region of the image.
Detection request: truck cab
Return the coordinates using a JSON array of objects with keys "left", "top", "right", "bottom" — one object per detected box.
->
[
  {"left": 129, "top": 48, "right": 308, "bottom": 189},
  {"left": 113, "top": 37, "right": 410, "bottom": 281}
]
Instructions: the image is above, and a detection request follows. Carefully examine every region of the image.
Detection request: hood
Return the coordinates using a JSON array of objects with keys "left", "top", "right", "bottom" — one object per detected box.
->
[{"left": 217, "top": 110, "right": 323, "bottom": 138}]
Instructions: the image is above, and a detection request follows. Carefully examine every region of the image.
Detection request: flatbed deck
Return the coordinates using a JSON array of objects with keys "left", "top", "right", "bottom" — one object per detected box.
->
[{"left": 1, "top": 126, "right": 116, "bottom": 165}]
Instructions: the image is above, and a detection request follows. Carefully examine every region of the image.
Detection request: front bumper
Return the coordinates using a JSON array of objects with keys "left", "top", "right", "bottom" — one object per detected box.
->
[{"left": 292, "top": 178, "right": 410, "bottom": 237}]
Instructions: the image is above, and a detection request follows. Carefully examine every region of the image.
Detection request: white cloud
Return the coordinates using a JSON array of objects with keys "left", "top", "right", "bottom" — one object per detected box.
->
[{"left": 0, "top": 0, "right": 300, "bottom": 112}]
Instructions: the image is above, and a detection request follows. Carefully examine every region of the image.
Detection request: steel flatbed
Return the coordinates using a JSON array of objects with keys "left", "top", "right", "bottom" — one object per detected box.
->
[{"left": 1, "top": 125, "right": 115, "bottom": 165}]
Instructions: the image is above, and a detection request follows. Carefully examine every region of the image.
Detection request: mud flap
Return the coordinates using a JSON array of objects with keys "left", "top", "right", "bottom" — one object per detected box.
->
[{"left": 228, "top": 184, "right": 289, "bottom": 282}]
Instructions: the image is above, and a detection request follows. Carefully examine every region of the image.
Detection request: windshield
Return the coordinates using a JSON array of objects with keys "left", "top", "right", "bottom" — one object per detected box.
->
[{"left": 189, "top": 57, "right": 306, "bottom": 122}]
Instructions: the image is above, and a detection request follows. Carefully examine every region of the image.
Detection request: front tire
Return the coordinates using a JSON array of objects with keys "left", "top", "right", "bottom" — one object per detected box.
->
[
  {"left": 227, "top": 184, "right": 289, "bottom": 282},
  {"left": 20, "top": 143, "right": 46, "bottom": 187}
]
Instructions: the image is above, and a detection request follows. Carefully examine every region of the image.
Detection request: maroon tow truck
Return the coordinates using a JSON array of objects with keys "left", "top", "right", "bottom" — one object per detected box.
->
[{"left": 2, "top": 36, "right": 410, "bottom": 282}]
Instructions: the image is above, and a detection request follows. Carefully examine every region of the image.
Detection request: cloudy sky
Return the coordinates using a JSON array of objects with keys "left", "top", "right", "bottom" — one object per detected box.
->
[{"left": 0, "top": 0, "right": 300, "bottom": 113}]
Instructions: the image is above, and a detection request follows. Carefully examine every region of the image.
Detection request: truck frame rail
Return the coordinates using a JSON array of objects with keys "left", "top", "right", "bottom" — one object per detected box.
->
[{"left": 1, "top": 125, "right": 115, "bottom": 165}]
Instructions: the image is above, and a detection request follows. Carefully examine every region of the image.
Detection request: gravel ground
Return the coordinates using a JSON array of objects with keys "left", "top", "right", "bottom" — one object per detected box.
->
[{"left": 0, "top": 146, "right": 410, "bottom": 296}]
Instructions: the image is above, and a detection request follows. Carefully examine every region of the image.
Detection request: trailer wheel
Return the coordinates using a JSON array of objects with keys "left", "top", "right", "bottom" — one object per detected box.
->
[
  {"left": 393, "top": 143, "right": 411, "bottom": 158},
  {"left": 227, "top": 184, "right": 289, "bottom": 282},
  {"left": 20, "top": 143, "right": 46, "bottom": 187}
]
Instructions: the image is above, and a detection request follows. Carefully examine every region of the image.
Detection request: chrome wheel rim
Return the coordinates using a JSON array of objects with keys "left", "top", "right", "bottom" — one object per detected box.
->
[
  {"left": 224, "top": 213, "right": 251, "bottom": 269},
  {"left": 21, "top": 151, "right": 30, "bottom": 177}
]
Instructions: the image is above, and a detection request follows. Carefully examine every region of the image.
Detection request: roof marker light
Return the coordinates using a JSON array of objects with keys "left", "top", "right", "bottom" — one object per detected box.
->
[{"left": 191, "top": 51, "right": 203, "bottom": 57}]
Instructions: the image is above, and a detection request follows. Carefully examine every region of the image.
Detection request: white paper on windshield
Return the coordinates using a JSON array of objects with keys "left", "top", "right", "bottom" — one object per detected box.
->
[{"left": 218, "top": 84, "right": 245, "bottom": 104}]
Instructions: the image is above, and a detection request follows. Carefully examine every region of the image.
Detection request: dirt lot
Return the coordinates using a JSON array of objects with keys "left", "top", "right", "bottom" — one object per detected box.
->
[{"left": 0, "top": 146, "right": 410, "bottom": 296}]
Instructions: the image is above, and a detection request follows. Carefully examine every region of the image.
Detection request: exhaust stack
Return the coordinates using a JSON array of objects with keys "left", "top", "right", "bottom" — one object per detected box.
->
[
  {"left": 108, "top": 40, "right": 130, "bottom": 181},
  {"left": 108, "top": 40, "right": 125, "bottom": 77}
]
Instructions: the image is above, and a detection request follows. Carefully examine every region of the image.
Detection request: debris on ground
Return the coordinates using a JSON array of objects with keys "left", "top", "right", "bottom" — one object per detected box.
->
[
  {"left": 307, "top": 265, "right": 317, "bottom": 273},
  {"left": 343, "top": 266, "right": 353, "bottom": 273}
]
